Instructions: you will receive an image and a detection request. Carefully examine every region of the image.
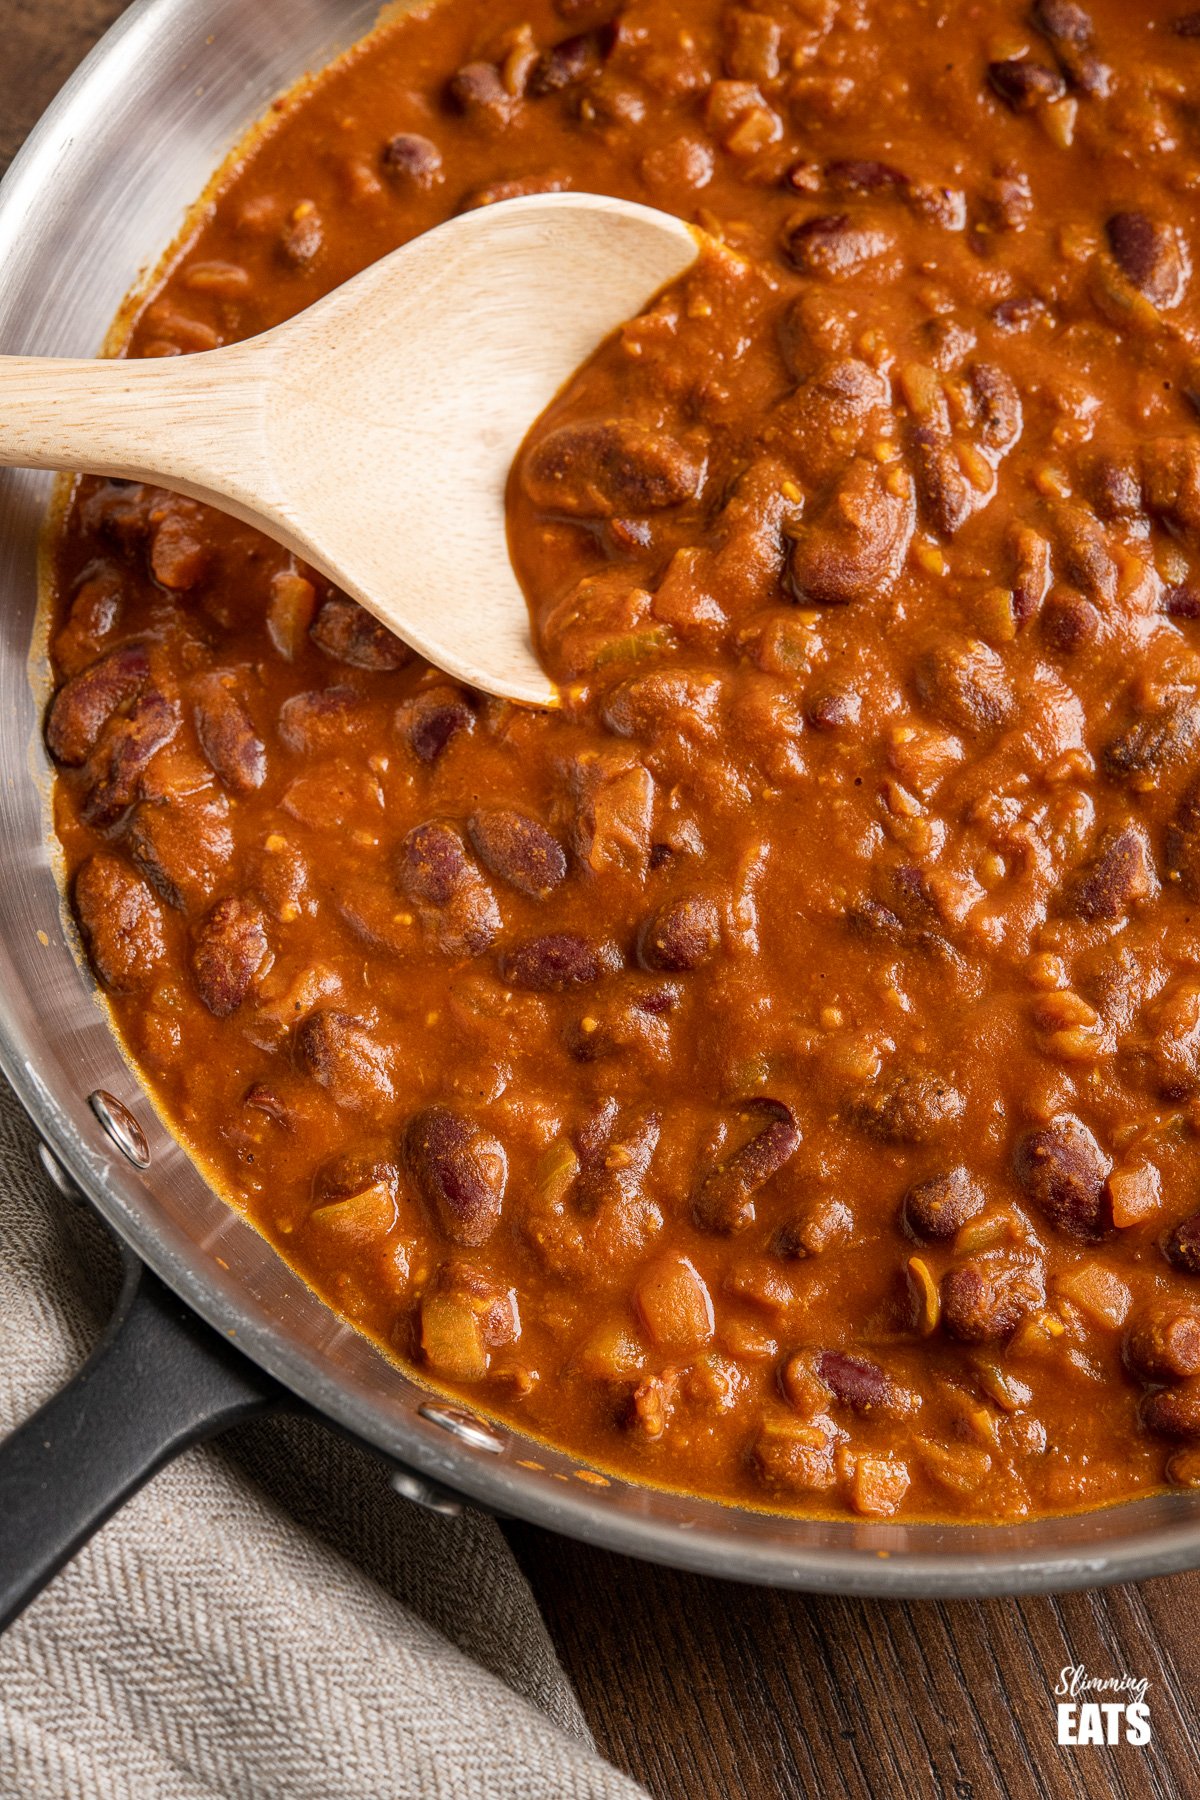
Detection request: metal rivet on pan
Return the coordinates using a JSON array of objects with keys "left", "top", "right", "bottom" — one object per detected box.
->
[
  {"left": 418, "top": 1402, "right": 505, "bottom": 1453},
  {"left": 390, "top": 1467, "right": 465, "bottom": 1517},
  {"left": 88, "top": 1090, "right": 150, "bottom": 1168},
  {"left": 37, "top": 1139, "right": 82, "bottom": 1200}
]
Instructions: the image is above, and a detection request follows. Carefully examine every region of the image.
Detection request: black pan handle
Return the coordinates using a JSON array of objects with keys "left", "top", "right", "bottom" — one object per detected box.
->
[{"left": 0, "top": 1251, "right": 286, "bottom": 1631}]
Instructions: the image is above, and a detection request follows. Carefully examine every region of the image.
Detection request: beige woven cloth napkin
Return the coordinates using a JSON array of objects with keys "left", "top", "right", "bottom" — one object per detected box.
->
[{"left": 0, "top": 1078, "right": 647, "bottom": 1800}]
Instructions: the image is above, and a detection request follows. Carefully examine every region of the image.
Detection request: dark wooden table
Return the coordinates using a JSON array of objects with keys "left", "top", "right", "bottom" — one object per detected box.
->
[{"left": 4, "top": 5, "right": 1199, "bottom": 1795}]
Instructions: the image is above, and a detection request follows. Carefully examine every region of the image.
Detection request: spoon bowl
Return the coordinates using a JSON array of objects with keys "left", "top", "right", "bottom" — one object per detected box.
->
[{"left": 0, "top": 193, "right": 699, "bottom": 706}]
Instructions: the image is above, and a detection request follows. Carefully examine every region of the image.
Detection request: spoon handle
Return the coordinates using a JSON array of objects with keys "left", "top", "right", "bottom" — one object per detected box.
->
[{"left": 0, "top": 349, "right": 268, "bottom": 499}]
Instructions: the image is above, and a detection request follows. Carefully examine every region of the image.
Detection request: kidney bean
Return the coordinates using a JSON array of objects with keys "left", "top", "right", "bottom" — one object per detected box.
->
[
  {"left": 566, "top": 986, "right": 673, "bottom": 1062},
  {"left": 788, "top": 458, "right": 915, "bottom": 606},
  {"left": 500, "top": 931, "right": 615, "bottom": 990},
  {"left": 1142, "top": 976, "right": 1200, "bottom": 1103},
  {"left": 396, "top": 823, "right": 466, "bottom": 907},
  {"left": 1087, "top": 454, "right": 1142, "bottom": 521},
  {"left": 888, "top": 864, "right": 940, "bottom": 928},
  {"left": 1041, "top": 590, "right": 1099, "bottom": 655},
  {"left": 74, "top": 853, "right": 165, "bottom": 992},
  {"left": 1034, "top": 0, "right": 1093, "bottom": 42},
  {"left": 315, "top": 1150, "right": 399, "bottom": 1204},
  {"left": 902, "top": 1166, "right": 985, "bottom": 1241},
  {"left": 638, "top": 894, "right": 720, "bottom": 971},
  {"left": 1175, "top": 10, "right": 1200, "bottom": 34},
  {"left": 1142, "top": 1380, "right": 1200, "bottom": 1441},
  {"left": 81, "top": 691, "right": 180, "bottom": 828},
  {"left": 781, "top": 213, "right": 894, "bottom": 281},
  {"left": 907, "top": 182, "right": 966, "bottom": 230},
  {"left": 602, "top": 669, "right": 723, "bottom": 742},
  {"left": 1106, "top": 212, "right": 1185, "bottom": 309},
  {"left": 296, "top": 1008, "right": 394, "bottom": 1109},
  {"left": 634, "top": 982, "right": 682, "bottom": 1016},
  {"left": 775, "top": 363, "right": 889, "bottom": 489},
  {"left": 1164, "top": 583, "right": 1200, "bottom": 620},
  {"left": 805, "top": 686, "right": 861, "bottom": 732},
  {"left": 1166, "top": 780, "right": 1200, "bottom": 899},
  {"left": 846, "top": 892, "right": 956, "bottom": 965},
  {"left": 310, "top": 594, "right": 412, "bottom": 671},
  {"left": 191, "top": 894, "right": 269, "bottom": 1017},
  {"left": 987, "top": 185, "right": 1040, "bottom": 248},
  {"left": 279, "top": 685, "right": 363, "bottom": 755},
  {"left": 1013, "top": 1116, "right": 1110, "bottom": 1238},
  {"left": 624, "top": 1369, "right": 682, "bottom": 1441},
  {"left": 126, "top": 798, "right": 233, "bottom": 913},
  {"left": 1031, "top": 0, "right": 1107, "bottom": 90},
  {"left": 446, "top": 61, "right": 518, "bottom": 127},
  {"left": 575, "top": 1104, "right": 661, "bottom": 1214},
  {"left": 969, "top": 364, "right": 1022, "bottom": 452},
  {"left": 404, "top": 1104, "right": 507, "bottom": 1245},
  {"left": 381, "top": 132, "right": 443, "bottom": 187},
  {"left": 79, "top": 479, "right": 153, "bottom": 549},
  {"left": 573, "top": 1095, "right": 618, "bottom": 1165},
  {"left": 1066, "top": 825, "right": 1156, "bottom": 921},
  {"left": 279, "top": 208, "right": 323, "bottom": 268},
  {"left": 941, "top": 1261, "right": 1041, "bottom": 1342},
  {"left": 986, "top": 59, "right": 1065, "bottom": 111},
  {"left": 460, "top": 174, "right": 572, "bottom": 210},
  {"left": 817, "top": 1350, "right": 912, "bottom": 1416},
  {"left": 243, "top": 1083, "right": 298, "bottom": 1130},
  {"left": 1103, "top": 699, "right": 1200, "bottom": 782},
  {"left": 545, "top": 1176, "right": 664, "bottom": 1289},
  {"left": 527, "top": 24, "right": 613, "bottom": 94},
  {"left": 846, "top": 1068, "right": 965, "bottom": 1145},
  {"left": 692, "top": 1098, "right": 800, "bottom": 1234},
  {"left": 909, "top": 427, "right": 973, "bottom": 538},
  {"left": 570, "top": 751, "right": 655, "bottom": 877},
  {"left": 786, "top": 163, "right": 825, "bottom": 201},
  {"left": 823, "top": 158, "right": 908, "bottom": 195},
  {"left": 1126, "top": 1303, "right": 1200, "bottom": 1383},
  {"left": 788, "top": 355, "right": 892, "bottom": 435},
  {"left": 193, "top": 674, "right": 266, "bottom": 793},
  {"left": 921, "top": 316, "right": 976, "bottom": 374},
  {"left": 845, "top": 895, "right": 899, "bottom": 943},
  {"left": 398, "top": 820, "right": 500, "bottom": 957},
  {"left": 54, "top": 566, "right": 124, "bottom": 673},
  {"left": 773, "top": 1197, "right": 852, "bottom": 1258},
  {"left": 467, "top": 808, "right": 567, "bottom": 898},
  {"left": 991, "top": 296, "right": 1047, "bottom": 332},
  {"left": 46, "top": 643, "right": 149, "bottom": 766},
  {"left": 520, "top": 418, "right": 705, "bottom": 518},
  {"left": 1050, "top": 502, "right": 1117, "bottom": 603},
  {"left": 395, "top": 685, "right": 474, "bottom": 763},
  {"left": 1163, "top": 1210, "right": 1200, "bottom": 1274}
]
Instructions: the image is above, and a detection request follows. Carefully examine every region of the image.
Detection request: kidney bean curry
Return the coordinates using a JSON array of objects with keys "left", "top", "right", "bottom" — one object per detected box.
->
[{"left": 43, "top": 0, "right": 1200, "bottom": 1522}]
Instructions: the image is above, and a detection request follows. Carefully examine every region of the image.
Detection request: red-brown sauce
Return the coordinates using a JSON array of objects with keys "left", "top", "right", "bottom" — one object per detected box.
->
[{"left": 44, "top": 0, "right": 1200, "bottom": 1520}]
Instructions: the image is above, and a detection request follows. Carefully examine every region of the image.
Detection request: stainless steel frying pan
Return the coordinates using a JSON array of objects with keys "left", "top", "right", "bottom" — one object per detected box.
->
[{"left": 2, "top": 0, "right": 1199, "bottom": 1615}]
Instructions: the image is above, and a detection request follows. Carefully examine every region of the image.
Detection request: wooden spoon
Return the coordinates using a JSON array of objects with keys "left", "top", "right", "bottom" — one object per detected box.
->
[{"left": 0, "top": 193, "right": 698, "bottom": 708}]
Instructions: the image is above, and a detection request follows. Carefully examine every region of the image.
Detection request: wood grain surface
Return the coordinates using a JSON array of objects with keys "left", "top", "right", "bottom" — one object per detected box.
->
[{"left": 3, "top": 4, "right": 1199, "bottom": 1796}]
